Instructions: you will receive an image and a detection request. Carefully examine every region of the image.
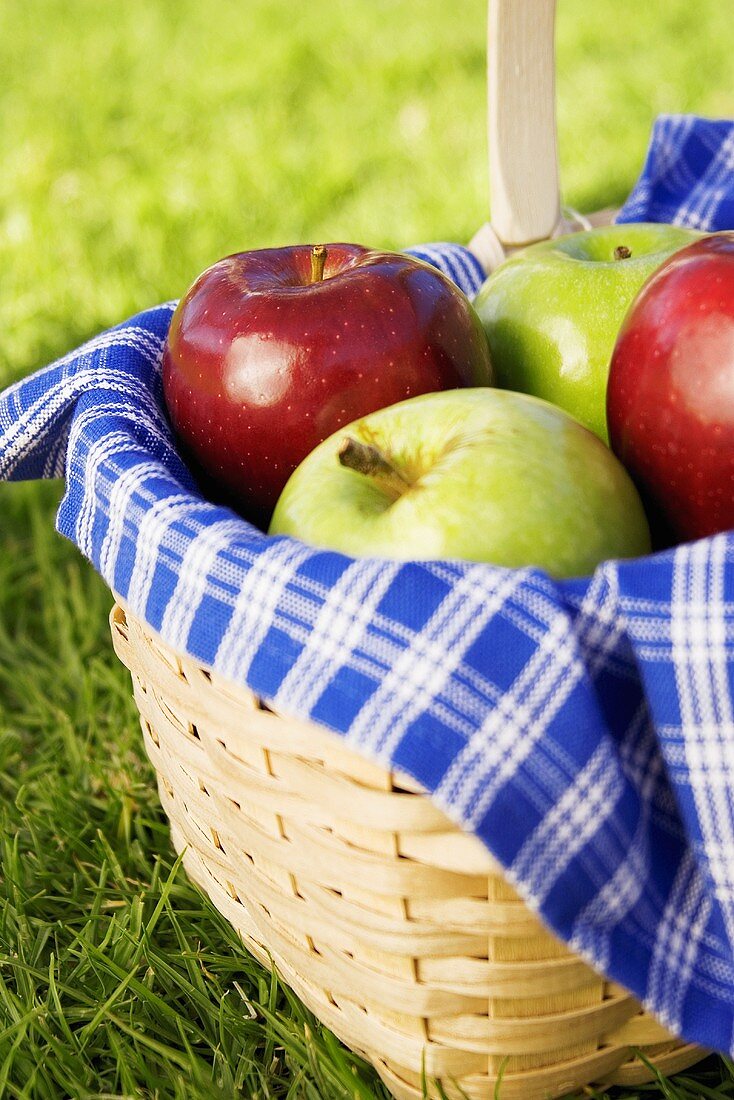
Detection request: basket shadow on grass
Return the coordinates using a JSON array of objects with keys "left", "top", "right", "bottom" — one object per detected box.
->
[{"left": 0, "top": 482, "right": 732, "bottom": 1100}]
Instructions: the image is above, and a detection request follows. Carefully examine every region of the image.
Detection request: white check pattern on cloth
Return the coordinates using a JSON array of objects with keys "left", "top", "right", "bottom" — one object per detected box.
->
[{"left": 2, "top": 114, "right": 734, "bottom": 1054}]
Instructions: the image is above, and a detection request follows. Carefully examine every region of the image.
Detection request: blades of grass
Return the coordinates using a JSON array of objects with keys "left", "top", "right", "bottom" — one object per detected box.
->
[
  {"left": 319, "top": 1027, "right": 385, "bottom": 1100},
  {"left": 0, "top": 1006, "right": 47, "bottom": 1049},
  {"left": 0, "top": 1023, "right": 32, "bottom": 1098},
  {"left": 92, "top": 830, "right": 128, "bottom": 893},
  {"left": 74, "top": 941, "right": 195, "bottom": 1034},
  {"left": 12, "top": 1056, "right": 46, "bottom": 1100},
  {"left": 631, "top": 1049, "right": 690, "bottom": 1100},
  {"left": 46, "top": 952, "right": 77, "bottom": 1049},
  {"left": 1, "top": 959, "right": 99, "bottom": 1012},
  {"left": 119, "top": 941, "right": 231, "bottom": 1028},
  {"left": 262, "top": 959, "right": 282, "bottom": 1074},
  {"left": 494, "top": 1056, "right": 509, "bottom": 1100},
  {"left": 103, "top": 1013, "right": 207, "bottom": 1075},
  {"left": 106, "top": 1024, "right": 145, "bottom": 1097},
  {"left": 135, "top": 849, "right": 188, "bottom": 946},
  {"left": 162, "top": 892, "right": 217, "bottom": 1004},
  {"left": 77, "top": 962, "right": 143, "bottom": 1049},
  {"left": 671, "top": 1076, "right": 734, "bottom": 1099},
  {"left": 171, "top": 1018, "right": 227, "bottom": 1099}
]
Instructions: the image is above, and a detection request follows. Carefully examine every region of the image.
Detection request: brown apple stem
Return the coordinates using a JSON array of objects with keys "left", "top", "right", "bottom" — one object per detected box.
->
[
  {"left": 310, "top": 244, "right": 327, "bottom": 282},
  {"left": 614, "top": 245, "right": 632, "bottom": 260},
  {"left": 338, "top": 437, "right": 411, "bottom": 498}
]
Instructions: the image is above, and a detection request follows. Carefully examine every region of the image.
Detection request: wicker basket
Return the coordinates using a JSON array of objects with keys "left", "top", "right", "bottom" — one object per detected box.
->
[
  {"left": 109, "top": 3, "right": 708, "bottom": 1096},
  {"left": 111, "top": 604, "right": 705, "bottom": 1099}
]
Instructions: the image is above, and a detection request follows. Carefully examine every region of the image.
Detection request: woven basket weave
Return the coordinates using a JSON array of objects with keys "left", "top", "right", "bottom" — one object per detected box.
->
[
  {"left": 108, "top": 2, "right": 709, "bottom": 1094},
  {"left": 111, "top": 604, "right": 705, "bottom": 1099}
]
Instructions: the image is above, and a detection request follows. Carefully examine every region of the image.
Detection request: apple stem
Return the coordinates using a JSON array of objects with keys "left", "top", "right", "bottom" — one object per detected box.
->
[
  {"left": 614, "top": 245, "right": 632, "bottom": 260},
  {"left": 338, "top": 437, "right": 412, "bottom": 498},
  {"left": 310, "top": 244, "right": 327, "bottom": 282}
]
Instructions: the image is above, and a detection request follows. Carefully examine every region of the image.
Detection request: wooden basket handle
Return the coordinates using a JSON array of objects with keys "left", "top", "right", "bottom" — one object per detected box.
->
[
  {"left": 469, "top": 0, "right": 594, "bottom": 274},
  {"left": 489, "top": 0, "right": 560, "bottom": 246}
]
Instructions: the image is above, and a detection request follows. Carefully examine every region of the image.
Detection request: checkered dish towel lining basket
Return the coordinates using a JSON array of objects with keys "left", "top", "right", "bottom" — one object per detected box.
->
[{"left": 4, "top": 83, "right": 734, "bottom": 1094}]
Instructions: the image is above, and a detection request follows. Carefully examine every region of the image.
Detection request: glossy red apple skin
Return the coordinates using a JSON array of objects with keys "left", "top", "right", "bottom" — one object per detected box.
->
[
  {"left": 162, "top": 243, "right": 493, "bottom": 524},
  {"left": 607, "top": 232, "right": 734, "bottom": 544}
]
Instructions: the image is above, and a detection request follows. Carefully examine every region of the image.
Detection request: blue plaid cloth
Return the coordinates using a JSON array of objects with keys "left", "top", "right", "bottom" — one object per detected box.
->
[
  {"left": 2, "top": 114, "right": 734, "bottom": 1055},
  {"left": 617, "top": 113, "right": 734, "bottom": 227}
]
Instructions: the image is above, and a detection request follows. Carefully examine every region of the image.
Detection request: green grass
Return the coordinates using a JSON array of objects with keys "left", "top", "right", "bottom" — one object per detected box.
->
[{"left": 0, "top": 0, "right": 733, "bottom": 1096}]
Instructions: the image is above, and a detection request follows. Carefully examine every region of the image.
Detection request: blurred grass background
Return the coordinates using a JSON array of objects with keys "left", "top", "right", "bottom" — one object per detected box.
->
[
  {"left": 1, "top": 0, "right": 733, "bottom": 1096},
  {"left": 2, "top": 0, "right": 733, "bottom": 378}
]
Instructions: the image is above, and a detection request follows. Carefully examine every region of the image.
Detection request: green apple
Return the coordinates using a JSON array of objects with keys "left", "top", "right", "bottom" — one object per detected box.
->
[
  {"left": 269, "top": 389, "right": 650, "bottom": 578},
  {"left": 473, "top": 223, "right": 699, "bottom": 443}
]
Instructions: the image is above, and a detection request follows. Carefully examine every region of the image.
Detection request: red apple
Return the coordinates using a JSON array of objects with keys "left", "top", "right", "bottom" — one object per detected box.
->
[
  {"left": 607, "top": 232, "right": 734, "bottom": 544},
  {"left": 162, "top": 243, "right": 493, "bottom": 524}
]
